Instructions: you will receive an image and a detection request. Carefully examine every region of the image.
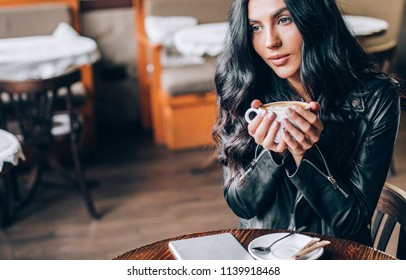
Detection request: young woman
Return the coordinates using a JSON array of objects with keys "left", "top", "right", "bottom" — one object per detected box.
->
[{"left": 213, "top": 0, "right": 401, "bottom": 245}]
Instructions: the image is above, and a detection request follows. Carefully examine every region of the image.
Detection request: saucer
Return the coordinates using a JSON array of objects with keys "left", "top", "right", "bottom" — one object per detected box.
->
[{"left": 248, "top": 233, "right": 324, "bottom": 260}]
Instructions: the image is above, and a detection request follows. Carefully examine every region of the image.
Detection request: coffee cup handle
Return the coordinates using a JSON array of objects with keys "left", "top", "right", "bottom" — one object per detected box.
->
[{"left": 244, "top": 108, "right": 261, "bottom": 123}]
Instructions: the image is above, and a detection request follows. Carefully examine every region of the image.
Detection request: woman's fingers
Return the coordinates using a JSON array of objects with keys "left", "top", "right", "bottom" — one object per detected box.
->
[
  {"left": 309, "top": 101, "right": 321, "bottom": 114},
  {"left": 247, "top": 99, "right": 265, "bottom": 136},
  {"left": 246, "top": 100, "right": 323, "bottom": 155},
  {"left": 292, "top": 104, "right": 324, "bottom": 132},
  {"left": 251, "top": 99, "right": 263, "bottom": 108},
  {"left": 274, "top": 139, "right": 288, "bottom": 153},
  {"left": 286, "top": 105, "right": 323, "bottom": 138},
  {"left": 280, "top": 102, "right": 324, "bottom": 155},
  {"left": 285, "top": 109, "right": 320, "bottom": 144},
  {"left": 247, "top": 109, "right": 287, "bottom": 151},
  {"left": 249, "top": 111, "right": 276, "bottom": 142},
  {"left": 248, "top": 109, "right": 267, "bottom": 136},
  {"left": 281, "top": 119, "right": 312, "bottom": 150},
  {"left": 261, "top": 118, "right": 281, "bottom": 148}
]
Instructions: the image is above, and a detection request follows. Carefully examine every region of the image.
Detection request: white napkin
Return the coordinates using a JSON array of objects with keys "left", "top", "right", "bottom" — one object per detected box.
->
[
  {"left": 0, "top": 129, "right": 25, "bottom": 172},
  {"left": 52, "top": 22, "right": 79, "bottom": 38}
]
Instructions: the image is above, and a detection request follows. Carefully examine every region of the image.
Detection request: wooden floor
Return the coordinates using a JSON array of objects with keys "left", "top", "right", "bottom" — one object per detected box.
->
[
  {"left": 0, "top": 112, "right": 405, "bottom": 260},
  {"left": 0, "top": 121, "right": 239, "bottom": 259}
]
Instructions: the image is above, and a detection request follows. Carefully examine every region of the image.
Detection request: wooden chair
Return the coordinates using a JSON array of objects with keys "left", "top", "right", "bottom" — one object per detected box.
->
[
  {"left": 133, "top": 0, "right": 232, "bottom": 150},
  {"left": 0, "top": 163, "right": 12, "bottom": 228},
  {"left": 0, "top": 70, "right": 100, "bottom": 221},
  {"left": 0, "top": 0, "right": 96, "bottom": 154},
  {"left": 372, "top": 182, "right": 406, "bottom": 259}
]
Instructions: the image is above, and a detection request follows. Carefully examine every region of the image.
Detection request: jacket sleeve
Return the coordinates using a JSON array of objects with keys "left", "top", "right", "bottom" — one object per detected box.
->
[
  {"left": 286, "top": 81, "right": 400, "bottom": 236},
  {"left": 223, "top": 147, "right": 286, "bottom": 219}
]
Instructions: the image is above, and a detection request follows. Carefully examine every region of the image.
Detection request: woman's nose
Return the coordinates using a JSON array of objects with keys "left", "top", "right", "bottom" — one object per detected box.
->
[{"left": 265, "top": 29, "right": 282, "bottom": 49}]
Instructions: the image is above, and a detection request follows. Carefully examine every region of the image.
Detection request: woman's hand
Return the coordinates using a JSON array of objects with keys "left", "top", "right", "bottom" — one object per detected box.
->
[
  {"left": 281, "top": 102, "right": 324, "bottom": 165},
  {"left": 247, "top": 100, "right": 288, "bottom": 155}
]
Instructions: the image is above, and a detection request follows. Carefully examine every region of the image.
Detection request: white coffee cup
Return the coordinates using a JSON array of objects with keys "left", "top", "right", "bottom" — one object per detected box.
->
[{"left": 244, "top": 101, "right": 310, "bottom": 143}]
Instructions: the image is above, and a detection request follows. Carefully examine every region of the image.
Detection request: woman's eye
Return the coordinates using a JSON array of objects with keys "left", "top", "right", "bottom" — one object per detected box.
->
[
  {"left": 250, "top": 25, "right": 261, "bottom": 33},
  {"left": 278, "top": 16, "right": 293, "bottom": 25}
]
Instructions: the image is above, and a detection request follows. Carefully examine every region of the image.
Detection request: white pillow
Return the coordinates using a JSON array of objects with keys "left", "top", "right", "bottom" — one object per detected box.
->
[{"left": 145, "top": 16, "right": 198, "bottom": 46}]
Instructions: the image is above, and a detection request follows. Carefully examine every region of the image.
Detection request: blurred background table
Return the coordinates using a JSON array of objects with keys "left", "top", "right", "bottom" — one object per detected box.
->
[
  {"left": 112, "top": 228, "right": 396, "bottom": 260},
  {"left": 0, "top": 23, "right": 101, "bottom": 223},
  {"left": 0, "top": 22, "right": 100, "bottom": 154},
  {"left": 0, "top": 22, "right": 100, "bottom": 81},
  {"left": 343, "top": 15, "right": 389, "bottom": 37}
]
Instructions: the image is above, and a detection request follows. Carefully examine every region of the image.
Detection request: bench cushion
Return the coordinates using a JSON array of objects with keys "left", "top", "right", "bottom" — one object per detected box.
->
[
  {"left": 145, "top": 0, "right": 233, "bottom": 24},
  {"left": 144, "top": 0, "right": 232, "bottom": 97},
  {"left": 161, "top": 58, "right": 217, "bottom": 96},
  {"left": 0, "top": 4, "right": 71, "bottom": 38}
]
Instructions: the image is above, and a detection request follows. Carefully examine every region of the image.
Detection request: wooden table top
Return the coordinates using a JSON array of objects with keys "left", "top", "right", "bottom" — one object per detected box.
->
[{"left": 112, "top": 228, "right": 396, "bottom": 260}]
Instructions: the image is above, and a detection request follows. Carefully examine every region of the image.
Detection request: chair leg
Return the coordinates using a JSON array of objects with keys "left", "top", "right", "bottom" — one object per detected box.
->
[
  {"left": 16, "top": 158, "right": 44, "bottom": 209},
  {"left": 0, "top": 176, "right": 10, "bottom": 229},
  {"left": 71, "top": 141, "right": 100, "bottom": 219},
  {"left": 66, "top": 86, "right": 100, "bottom": 220},
  {"left": 68, "top": 119, "right": 100, "bottom": 220},
  {"left": 47, "top": 155, "right": 80, "bottom": 186}
]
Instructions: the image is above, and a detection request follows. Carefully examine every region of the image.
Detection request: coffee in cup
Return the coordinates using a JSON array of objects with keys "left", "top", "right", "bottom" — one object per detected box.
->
[{"left": 244, "top": 101, "right": 310, "bottom": 143}]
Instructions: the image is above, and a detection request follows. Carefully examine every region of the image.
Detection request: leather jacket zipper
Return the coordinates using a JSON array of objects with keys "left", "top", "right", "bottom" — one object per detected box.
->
[
  {"left": 289, "top": 192, "right": 303, "bottom": 230},
  {"left": 239, "top": 145, "right": 266, "bottom": 182},
  {"left": 303, "top": 145, "right": 349, "bottom": 198}
]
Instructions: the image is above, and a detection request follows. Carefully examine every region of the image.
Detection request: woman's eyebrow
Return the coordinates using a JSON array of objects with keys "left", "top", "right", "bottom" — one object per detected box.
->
[
  {"left": 272, "top": 7, "right": 289, "bottom": 20},
  {"left": 248, "top": 7, "right": 289, "bottom": 23}
]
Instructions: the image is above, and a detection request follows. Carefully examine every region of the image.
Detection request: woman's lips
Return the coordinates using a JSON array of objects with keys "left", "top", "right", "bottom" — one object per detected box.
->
[{"left": 268, "top": 54, "right": 290, "bottom": 66}]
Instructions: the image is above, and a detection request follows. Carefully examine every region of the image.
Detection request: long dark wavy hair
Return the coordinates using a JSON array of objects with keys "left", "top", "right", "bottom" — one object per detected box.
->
[{"left": 213, "top": 0, "right": 378, "bottom": 180}]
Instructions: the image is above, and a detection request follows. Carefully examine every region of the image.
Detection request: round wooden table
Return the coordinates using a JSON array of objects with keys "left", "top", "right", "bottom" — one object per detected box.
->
[
  {"left": 112, "top": 229, "right": 396, "bottom": 260},
  {"left": 0, "top": 22, "right": 100, "bottom": 81}
]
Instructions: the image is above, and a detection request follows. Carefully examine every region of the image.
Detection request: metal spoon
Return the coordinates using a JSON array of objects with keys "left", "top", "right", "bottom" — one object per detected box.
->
[{"left": 251, "top": 226, "right": 307, "bottom": 254}]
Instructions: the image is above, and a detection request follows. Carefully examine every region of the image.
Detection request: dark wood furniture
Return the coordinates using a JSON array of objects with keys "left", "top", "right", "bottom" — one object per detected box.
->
[
  {"left": 372, "top": 182, "right": 406, "bottom": 259},
  {"left": 1, "top": 162, "right": 14, "bottom": 228},
  {"left": 0, "top": 0, "right": 97, "bottom": 155},
  {"left": 0, "top": 70, "right": 100, "bottom": 222},
  {"left": 80, "top": 0, "right": 132, "bottom": 11},
  {"left": 112, "top": 228, "right": 396, "bottom": 260},
  {"left": 0, "top": 128, "right": 24, "bottom": 229}
]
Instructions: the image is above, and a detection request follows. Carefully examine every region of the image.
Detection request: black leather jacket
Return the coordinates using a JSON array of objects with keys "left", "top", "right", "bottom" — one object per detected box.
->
[{"left": 223, "top": 75, "right": 400, "bottom": 246}]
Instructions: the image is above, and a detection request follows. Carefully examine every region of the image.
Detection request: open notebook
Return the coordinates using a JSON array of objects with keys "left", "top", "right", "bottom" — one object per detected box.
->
[{"left": 168, "top": 233, "right": 254, "bottom": 260}]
